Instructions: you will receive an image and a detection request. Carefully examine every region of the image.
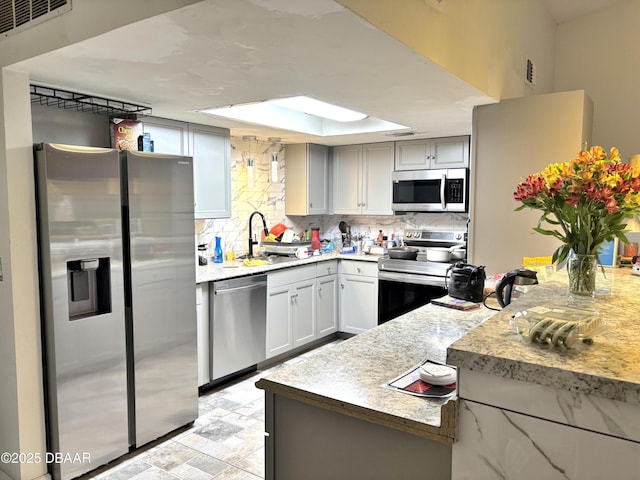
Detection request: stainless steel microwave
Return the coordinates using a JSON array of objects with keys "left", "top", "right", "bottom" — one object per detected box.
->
[{"left": 392, "top": 168, "right": 468, "bottom": 212}]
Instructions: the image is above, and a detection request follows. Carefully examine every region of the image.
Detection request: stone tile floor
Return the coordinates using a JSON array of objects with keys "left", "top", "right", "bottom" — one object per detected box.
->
[{"left": 90, "top": 340, "right": 342, "bottom": 480}]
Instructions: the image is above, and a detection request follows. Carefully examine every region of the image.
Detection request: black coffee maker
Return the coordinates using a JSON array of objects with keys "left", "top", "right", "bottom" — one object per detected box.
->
[
  {"left": 495, "top": 268, "right": 539, "bottom": 308},
  {"left": 446, "top": 263, "right": 486, "bottom": 303}
]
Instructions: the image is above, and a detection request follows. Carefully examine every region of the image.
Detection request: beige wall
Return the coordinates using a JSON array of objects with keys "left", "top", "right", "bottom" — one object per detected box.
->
[
  {"left": 0, "top": 70, "right": 47, "bottom": 480},
  {"left": 337, "top": 0, "right": 557, "bottom": 100},
  {"left": 554, "top": 0, "right": 640, "bottom": 161},
  {"left": 470, "top": 90, "right": 592, "bottom": 276}
]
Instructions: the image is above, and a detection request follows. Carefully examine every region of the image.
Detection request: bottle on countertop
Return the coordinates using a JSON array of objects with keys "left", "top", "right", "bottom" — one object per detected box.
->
[
  {"left": 376, "top": 230, "right": 384, "bottom": 245},
  {"left": 213, "top": 236, "right": 223, "bottom": 264},
  {"left": 311, "top": 228, "right": 322, "bottom": 251}
]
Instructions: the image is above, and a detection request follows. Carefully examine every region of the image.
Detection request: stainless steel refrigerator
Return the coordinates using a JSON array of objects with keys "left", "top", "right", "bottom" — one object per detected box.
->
[{"left": 35, "top": 143, "right": 198, "bottom": 480}]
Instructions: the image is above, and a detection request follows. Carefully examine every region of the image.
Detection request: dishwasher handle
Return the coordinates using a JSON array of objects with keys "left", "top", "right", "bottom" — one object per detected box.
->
[{"left": 214, "top": 279, "right": 267, "bottom": 295}]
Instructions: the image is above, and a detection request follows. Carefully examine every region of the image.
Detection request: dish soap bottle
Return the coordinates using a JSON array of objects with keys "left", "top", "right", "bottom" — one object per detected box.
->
[{"left": 213, "top": 236, "right": 223, "bottom": 264}]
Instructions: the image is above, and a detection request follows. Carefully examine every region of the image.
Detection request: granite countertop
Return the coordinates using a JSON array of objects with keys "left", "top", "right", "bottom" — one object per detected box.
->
[
  {"left": 196, "top": 252, "right": 378, "bottom": 283},
  {"left": 256, "top": 302, "right": 493, "bottom": 445},
  {"left": 447, "top": 268, "right": 640, "bottom": 405}
]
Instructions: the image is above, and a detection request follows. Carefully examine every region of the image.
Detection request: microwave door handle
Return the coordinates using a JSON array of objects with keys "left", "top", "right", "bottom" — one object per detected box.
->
[{"left": 440, "top": 173, "right": 446, "bottom": 209}]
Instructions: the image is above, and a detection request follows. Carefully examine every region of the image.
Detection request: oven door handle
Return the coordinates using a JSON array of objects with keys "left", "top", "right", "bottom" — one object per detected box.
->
[{"left": 378, "top": 270, "right": 446, "bottom": 287}]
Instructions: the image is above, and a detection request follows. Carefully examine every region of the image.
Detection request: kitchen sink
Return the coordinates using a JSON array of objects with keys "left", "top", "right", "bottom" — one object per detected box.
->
[
  {"left": 265, "top": 255, "right": 298, "bottom": 265},
  {"left": 232, "top": 254, "right": 299, "bottom": 267}
]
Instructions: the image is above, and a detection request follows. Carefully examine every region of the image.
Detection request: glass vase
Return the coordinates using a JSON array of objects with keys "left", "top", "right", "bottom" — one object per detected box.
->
[{"left": 567, "top": 253, "right": 597, "bottom": 297}]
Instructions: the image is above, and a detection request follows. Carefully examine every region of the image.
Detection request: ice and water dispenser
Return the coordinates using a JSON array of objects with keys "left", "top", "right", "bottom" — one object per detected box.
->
[{"left": 67, "top": 257, "right": 112, "bottom": 319}]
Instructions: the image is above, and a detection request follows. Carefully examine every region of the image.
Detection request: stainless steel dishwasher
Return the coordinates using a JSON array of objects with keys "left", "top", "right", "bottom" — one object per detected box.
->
[{"left": 210, "top": 274, "right": 267, "bottom": 383}]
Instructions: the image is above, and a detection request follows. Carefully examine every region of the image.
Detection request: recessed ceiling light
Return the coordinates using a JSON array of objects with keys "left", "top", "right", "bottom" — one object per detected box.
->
[
  {"left": 198, "top": 95, "right": 408, "bottom": 136},
  {"left": 267, "top": 96, "right": 367, "bottom": 122}
]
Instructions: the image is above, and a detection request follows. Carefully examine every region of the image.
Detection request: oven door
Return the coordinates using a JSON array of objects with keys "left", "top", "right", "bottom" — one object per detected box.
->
[{"left": 378, "top": 271, "right": 447, "bottom": 325}]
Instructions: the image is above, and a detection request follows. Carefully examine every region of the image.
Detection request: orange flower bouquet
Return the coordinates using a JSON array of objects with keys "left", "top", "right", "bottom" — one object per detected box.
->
[{"left": 514, "top": 145, "right": 640, "bottom": 295}]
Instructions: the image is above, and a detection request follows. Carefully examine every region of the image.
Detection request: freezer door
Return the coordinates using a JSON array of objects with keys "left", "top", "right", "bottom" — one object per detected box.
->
[
  {"left": 35, "top": 143, "right": 128, "bottom": 480},
  {"left": 121, "top": 151, "right": 198, "bottom": 447}
]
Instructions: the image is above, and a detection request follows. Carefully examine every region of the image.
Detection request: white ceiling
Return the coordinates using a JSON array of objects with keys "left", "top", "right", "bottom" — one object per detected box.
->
[{"left": 12, "top": 0, "right": 626, "bottom": 146}]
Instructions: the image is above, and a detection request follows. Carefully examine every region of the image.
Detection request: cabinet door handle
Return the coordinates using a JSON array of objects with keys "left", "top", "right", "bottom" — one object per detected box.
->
[
  {"left": 357, "top": 267, "right": 361, "bottom": 273},
  {"left": 309, "top": 202, "right": 313, "bottom": 208},
  {"left": 341, "top": 284, "right": 344, "bottom": 289}
]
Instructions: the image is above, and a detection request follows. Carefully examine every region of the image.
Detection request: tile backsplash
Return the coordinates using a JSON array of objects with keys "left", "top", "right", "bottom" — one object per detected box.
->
[{"left": 196, "top": 137, "right": 468, "bottom": 256}]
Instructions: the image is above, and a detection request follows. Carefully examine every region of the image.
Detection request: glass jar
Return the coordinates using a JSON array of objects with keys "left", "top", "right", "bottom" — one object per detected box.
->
[{"left": 567, "top": 253, "right": 597, "bottom": 297}]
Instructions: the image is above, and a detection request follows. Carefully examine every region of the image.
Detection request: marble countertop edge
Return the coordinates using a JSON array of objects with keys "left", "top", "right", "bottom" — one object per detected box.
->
[{"left": 255, "top": 376, "right": 457, "bottom": 445}]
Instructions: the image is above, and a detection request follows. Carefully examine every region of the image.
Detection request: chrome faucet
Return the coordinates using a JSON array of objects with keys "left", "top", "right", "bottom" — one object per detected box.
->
[{"left": 248, "top": 211, "right": 269, "bottom": 258}]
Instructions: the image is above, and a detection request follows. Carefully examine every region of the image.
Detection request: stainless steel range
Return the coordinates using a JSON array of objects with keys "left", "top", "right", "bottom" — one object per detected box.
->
[{"left": 378, "top": 228, "right": 467, "bottom": 324}]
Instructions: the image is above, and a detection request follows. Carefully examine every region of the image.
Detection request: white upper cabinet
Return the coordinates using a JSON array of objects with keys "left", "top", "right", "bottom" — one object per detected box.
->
[
  {"left": 362, "top": 142, "right": 394, "bottom": 215},
  {"left": 395, "top": 136, "right": 469, "bottom": 170},
  {"left": 331, "top": 144, "right": 361, "bottom": 215},
  {"left": 142, "top": 117, "right": 188, "bottom": 155},
  {"left": 332, "top": 142, "right": 394, "bottom": 215},
  {"left": 142, "top": 117, "right": 231, "bottom": 219},
  {"left": 189, "top": 125, "right": 231, "bottom": 219},
  {"left": 285, "top": 143, "right": 329, "bottom": 215}
]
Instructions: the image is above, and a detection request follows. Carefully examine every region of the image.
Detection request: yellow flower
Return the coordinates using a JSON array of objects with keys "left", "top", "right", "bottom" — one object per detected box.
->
[
  {"left": 603, "top": 172, "right": 622, "bottom": 189},
  {"left": 609, "top": 147, "right": 620, "bottom": 161},
  {"left": 589, "top": 145, "right": 606, "bottom": 160}
]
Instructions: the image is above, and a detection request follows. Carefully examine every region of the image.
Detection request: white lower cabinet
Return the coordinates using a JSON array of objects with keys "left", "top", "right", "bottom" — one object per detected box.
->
[
  {"left": 266, "top": 284, "right": 294, "bottom": 359},
  {"left": 316, "top": 261, "right": 338, "bottom": 336},
  {"left": 266, "top": 261, "right": 340, "bottom": 359},
  {"left": 291, "top": 279, "right": 316, "bottom": 348},
  {"left": 266, "top": 265, "right": 317, "bottom": 359},
  {"left": 339, "top": 260, "right": 378, "bottom": 334},
  {"left": 195, "top": 283, "right": 210, "bottom": 387}
]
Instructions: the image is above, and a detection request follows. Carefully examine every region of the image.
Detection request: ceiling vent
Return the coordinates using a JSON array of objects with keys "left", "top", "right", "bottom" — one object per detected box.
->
[
  {"left": 1, "top": 0, "right": 71, "bottom": 38},
  {"left": 525, "top": 57, "right": 536, "bottom": 87}
]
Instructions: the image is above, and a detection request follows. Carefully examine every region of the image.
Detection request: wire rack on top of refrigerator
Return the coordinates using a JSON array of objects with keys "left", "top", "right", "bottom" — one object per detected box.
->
[{"left": 30, "top": 84, "right": 152, "bottom": 118}]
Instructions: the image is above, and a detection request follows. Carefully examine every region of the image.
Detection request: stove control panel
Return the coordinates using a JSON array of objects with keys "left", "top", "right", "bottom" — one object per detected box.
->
[{"left": 403, "top": 229, "right": 467, "bottom": 246}]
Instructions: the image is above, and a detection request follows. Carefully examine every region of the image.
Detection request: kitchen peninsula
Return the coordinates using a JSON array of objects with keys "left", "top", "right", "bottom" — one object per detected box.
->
[
  {"left": 256, "top": 268, "right": 640, "bottom": 480},
  {"left": 255, "top": 297, "right": 492, "bottom": 479}
]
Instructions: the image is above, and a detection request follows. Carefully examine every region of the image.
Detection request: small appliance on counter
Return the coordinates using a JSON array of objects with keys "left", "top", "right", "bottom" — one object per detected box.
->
[
  {"left": 495, "top": 267, "right": 539, "bottom": 307},
  {"left": 446, "top": 263, "right": 486, "bottom": 303}
]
